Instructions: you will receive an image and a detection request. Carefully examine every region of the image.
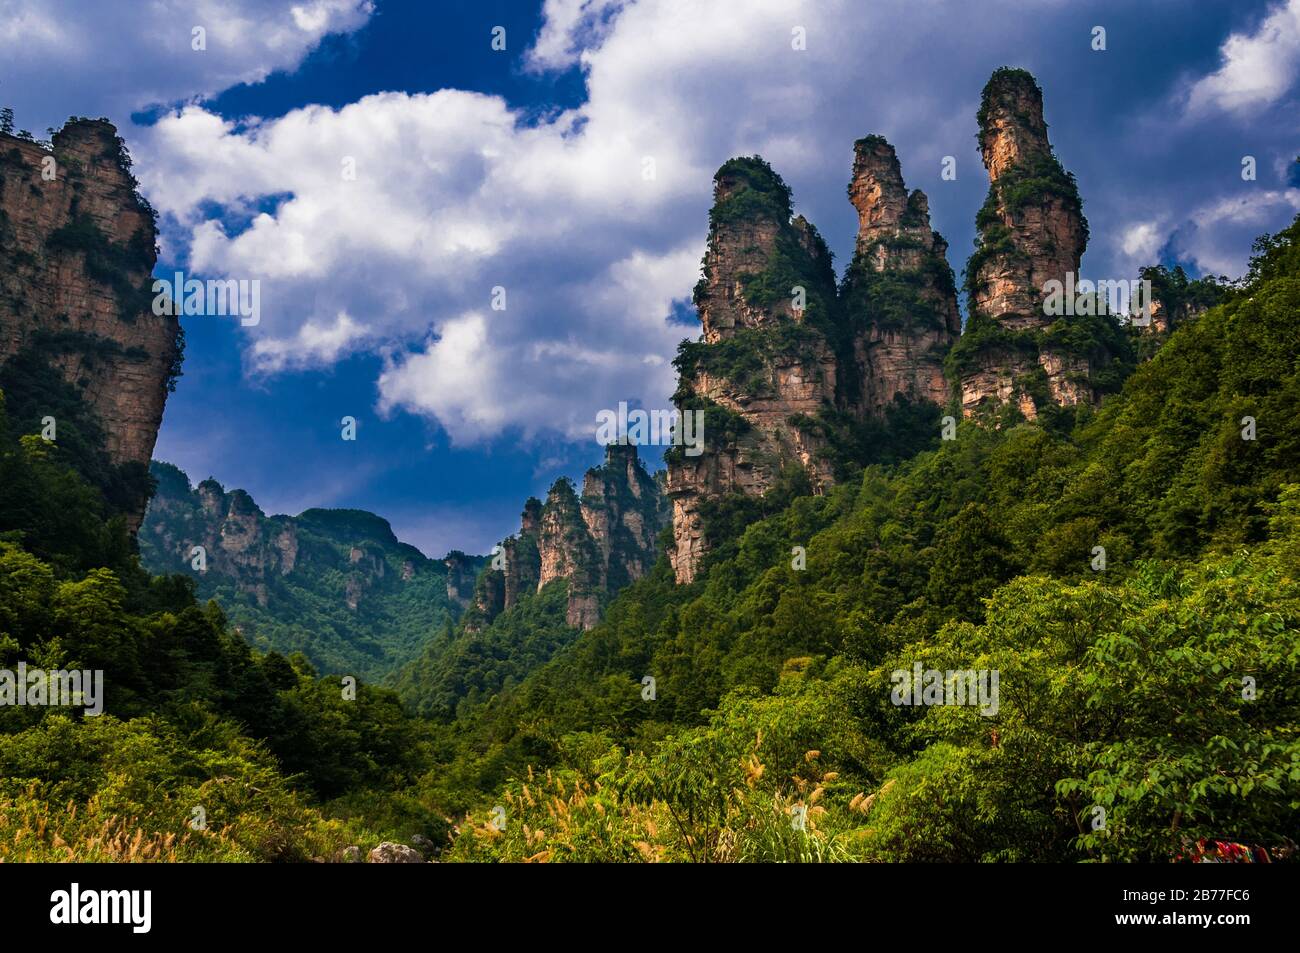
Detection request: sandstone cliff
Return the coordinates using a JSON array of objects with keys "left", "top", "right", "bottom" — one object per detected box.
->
[
  {"left": 469, "top": 442, "right": 668, "bottom": 630},
  {"left": 1141, "top": 263, "right": 1226, "bottom": 336},
  {"left": 951, "top": 68, "right": 1127, "bottom": 419},
  {"left": 842, "top": 135, "right": 962, "bottom": 411},
  {"left": 667, "top": 144, "right": 960, "bottom": 583},
  {"left": 0, "top": 119, "right": 181, "bottom": 530},
  {"left": 443, "top": 550, "right": 480, "bottom": 608},
  {"left": 668, "top": 157, "right": 845, "bottom": 583}
]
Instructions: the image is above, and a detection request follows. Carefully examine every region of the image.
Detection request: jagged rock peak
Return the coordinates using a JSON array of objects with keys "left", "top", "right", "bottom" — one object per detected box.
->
[
  {"left": 952, "top": 67, "right": 1117, "bottom": 420},
  {"left": 846, "top": 135, "right": 949, "bottom": 274},
  {"left": 520, "top": 497, "right": 543, "bottom": 536},
  {"left": 140, "top": 461, "right": 437, "bottom": 617},
  {"left": 472, "top": 443, "right": 668, "bottom": 630},
  {"left": 711, "top": 156, "right": 793, "bottom": 220},
  {"left": 841, "top": 134, "right": 960, "bottom": 410},
  {"left": 977, "top": 67, "right": 1053, "bottom": 182},
  {"left": 965, "top": 66, "right": 1088, "bottom": 333},
  {"left": 692, "top": 156, "right": 836, "bottom": 344},
  {"left": 849, "top": 136, "right": 927, "bottom": 250},
  {"left": 443, "top": 551, "right": 478, "bottom": 609}
]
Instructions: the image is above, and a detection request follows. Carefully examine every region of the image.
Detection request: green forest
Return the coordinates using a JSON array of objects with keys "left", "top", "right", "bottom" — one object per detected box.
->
[{"left": 0, "top": 214, "right": 1297, "bottom": 862}]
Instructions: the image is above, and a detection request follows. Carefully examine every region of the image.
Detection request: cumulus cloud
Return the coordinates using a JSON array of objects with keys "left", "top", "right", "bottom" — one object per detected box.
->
[
  {"left": 251, "top": 311, "right": 368, "bottom": 372},
  {"left": 0, "top": 0, "right": 374, "bottom": 131},
  {"left": 1175, "top": 190, "right": 1300, "bottom": 274},
  {"left": 1113, "top": 190, "right": 1300, "bottom": 278},
  {"left": 136, "top": 0, "right": 1032, "bottom": 446},
  {"left": 93, "top": 0, "right": 1300, "bottom": 450},
  {"left": 526, "top": 0, "right": 626, "bottom": 71},
  {"left": 1119, "top": 220, "right": 1167, "bottom": 265},
  {"left": 1183, "top": 0, "right": 1300, "bottom": 118}
]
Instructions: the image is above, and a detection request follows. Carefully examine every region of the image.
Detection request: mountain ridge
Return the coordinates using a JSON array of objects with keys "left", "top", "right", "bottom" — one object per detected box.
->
[{"left": 139, "top": 459, "right": 482, "bottom": 681}]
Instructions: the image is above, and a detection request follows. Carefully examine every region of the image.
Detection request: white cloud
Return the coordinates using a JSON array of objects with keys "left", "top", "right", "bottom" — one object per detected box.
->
[
  {"left": 526, "top": 0, "right": 626, "bottom": 71},
  {"left": 121, "top": 0, "right": 1300, "bottom": 451},
  {"left": 1183, "top": 0, "right": 1300, "bottom": 118},
  {"left": 251, "top": 311, "right": 368, "bottom": 372},
  {"left": 1113, "top": 190, "right": 1300, "bottom": 278},
  {"left": 0, "top": 0, "right": 373, "bottom": 132},
  {"left": 138, "top": 0, "right": 884, "bottom": 445},
  {"left": 1120, "top": 220, "right": 1166, "bottom": 263},
  {"left": 1178, "top": 190, "right": 1300, "bottom": 274}
]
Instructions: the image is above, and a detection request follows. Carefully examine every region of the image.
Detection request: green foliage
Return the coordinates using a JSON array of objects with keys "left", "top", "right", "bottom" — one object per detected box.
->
[
  {"left": 1139, "top": 264, "right": 1228, "bottom": 328},
  {"left": 6, "top": 169, "right": 1300, "bottom": 862},
  {"left": 0, "top": 347, "right": 157, "bottom": 535},
  {"left": 673, "top": 322, "right": 827, "bottom": 399},
  {"left": 395, "top": 581, "right": 578, "bottom": 719},
  {"left": 976, "top": 67, "right": 1042, "bottom": 132},
  {"left": 840, "top": 244, "right": 956, "bottom": 333},
  {"left": 792, "top": 394, "right": 943, "bottom": 482},
  {"left": 139, "top": 462, "right": 468, "bottom": 682},
  {"left": 0, "top": 710, "right": 372, "bottom": 861},
  {"left": 421, "top": 216, "right": 1300, "bottom": 862},
  {"left": 736, "top": 225, "right": 839, "bottom": 331},
  {"left": 0, "top": 385, "right": 439, "bottom": 858},
  {"left": 707, "top": 156, "right": 793, "bottom": 230}
]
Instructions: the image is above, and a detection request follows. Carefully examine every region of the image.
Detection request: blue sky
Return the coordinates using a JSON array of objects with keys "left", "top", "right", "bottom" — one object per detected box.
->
[{"left": 2, "top": 0, "right": 1297, "bottom": 556}]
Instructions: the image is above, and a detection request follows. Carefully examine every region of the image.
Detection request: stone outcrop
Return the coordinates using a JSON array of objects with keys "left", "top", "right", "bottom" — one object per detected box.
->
[
  {"left": 443, "top": 551, "right": 479, "bottom": 608},
  {"left": 1140, "top": 264, "right": 1225, "bottom": 337},
  {"left": 0, "top": 119, "right": 181, "bottom": 530},
  {"left": 469, "top": 442, "right": 668, "bottom": 630},
  {"left": 663, "top": 69, "right": 1138, "bottom": 581},
  {"left": 538, "top": 478, "right": 603, "bottom": 629},
  {"left": 667, "top": 157, "right": 845, "bottom": 583},
  {"left": 841, "top": 136, "right": 961, "bottom": 411},
  {"left": 367, "top": 842, "right": 424, "bottom": 863},
  {"left": 582, "top": 443, "right": 665, "bottom": 590},
  {"left": 667, "top": 144, "right": 961, "bottom": 583},
  {"left": 955, "top": 68, "right": 1104, "bottom": 419},
  {"left": 968, "top": 69, "right": 1087, "bottom": 329},
  {"left": 144, "top": 467, "right": 429, "bottom": 611}
]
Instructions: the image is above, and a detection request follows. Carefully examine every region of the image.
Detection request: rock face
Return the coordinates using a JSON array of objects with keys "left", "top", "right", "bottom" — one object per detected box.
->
[
  {"left": 469, "top": 442, "right": 668, "bottom": 630},
  {"left": 1140, "top": 264, "right": 1225, "bottom": 337},
  {"left": 582, "top": 443, "right": 665, "bottom": 591},
  {"left": 367, "top": 842, "right": 424, "bottom": 863},
  {"left": 667, "top": 147, "right": 960, "bottom": 583},
  {"left": 954, "top": 68, "right": 1104, "bottom": 419},
  {"left": 842, "top": 136, "right": 961, "bottom": 411},
  {"left": 667, "top": 158, "right": 843, "bottom": 584},
  {"left": 443, "top": 551, "right": 479, "bottom": 608},
  {"left": 537, "top": 478, "right": 603, "bottom": 629},
  {"left": 0, "top": 120, "right": 181, "bottom": 530},
  {"left": 969, "top": 68, "right": 1087, "bottom": 329}
]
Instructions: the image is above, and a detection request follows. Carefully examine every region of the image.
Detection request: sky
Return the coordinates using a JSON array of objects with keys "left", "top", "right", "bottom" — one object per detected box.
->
[{"left": 1, "top": 0, "right": 1297, "bottom": 557}]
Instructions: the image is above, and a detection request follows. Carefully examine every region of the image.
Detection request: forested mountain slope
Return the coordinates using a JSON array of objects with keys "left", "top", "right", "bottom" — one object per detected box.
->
[
  {"left": 139, "top": 461, "right": 478, "bottom": 681},
  {"left": 423, "top": 217, "right": 1300, "bottom": 862}
]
